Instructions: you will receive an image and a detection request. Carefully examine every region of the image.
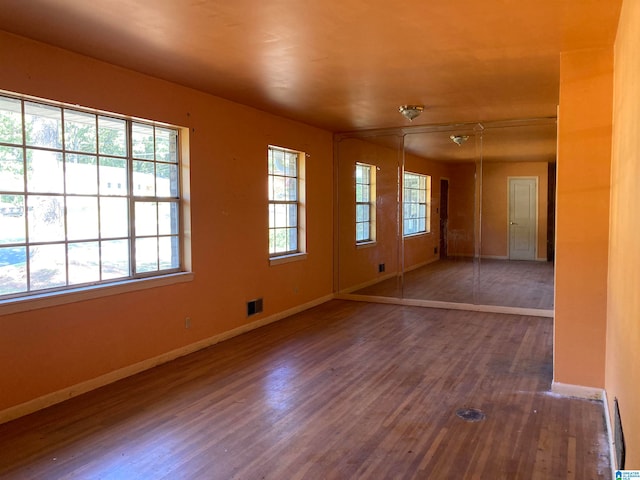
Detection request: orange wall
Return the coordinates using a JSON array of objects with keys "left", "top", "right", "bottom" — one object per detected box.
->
[
  {"left": 0, "top": 32, "right": 334, "bottom": 413},
  {"left": 336, "top": 137, "right": 401, "bottom": 291},
  {"left": 554, "top": 47, "right": 613, "bottom": 388},
  {"left": 481, "top": 162, "right": 548, "bottom": 260},
  {"left": 403, "top": 153, "right": 449, "bottom": 270},
  {"left": 607, "top": 0, "right": 640, "bottom": 467},
  {"left": 447, "top": 163, "right": 476, "bottom": 257}
]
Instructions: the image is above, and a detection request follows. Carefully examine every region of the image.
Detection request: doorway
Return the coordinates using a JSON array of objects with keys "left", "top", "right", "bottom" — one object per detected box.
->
[{"left": 508, "top": 177, "right": 537, "bottom": 260}]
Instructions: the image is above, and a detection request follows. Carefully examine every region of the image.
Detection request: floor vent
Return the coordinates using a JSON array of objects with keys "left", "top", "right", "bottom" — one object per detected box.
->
[
  {"left": 614, "top": 397, "right": 625, "bottom": 470},
  {"left": 456, "top": 408, "right": 486, "bottom": 422},
  {"left": 247, "top": 298, "right": 263, "bottom": 317}
]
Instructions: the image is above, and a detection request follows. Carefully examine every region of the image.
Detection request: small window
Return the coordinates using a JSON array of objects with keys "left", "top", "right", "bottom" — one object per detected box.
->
[
  {"left": 355, "top": 162, "right": 375, "bottom": 243},
  {"left": 0, "top": 92, "right": 185, "bottom": 300},
  {"left": 268, "top": 145, "right": 305, "bottom": 257},
  {"left": 403, "top": 171, "right": 431, "bottom": 236}
]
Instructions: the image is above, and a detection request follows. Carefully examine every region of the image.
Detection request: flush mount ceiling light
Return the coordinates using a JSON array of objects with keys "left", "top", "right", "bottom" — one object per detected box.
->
[
  {"left": 450, "top": 134, "right": 469, "bottom": 146},
  {"left": 398, "top": 105, "right": 424, "bottom": 121}
]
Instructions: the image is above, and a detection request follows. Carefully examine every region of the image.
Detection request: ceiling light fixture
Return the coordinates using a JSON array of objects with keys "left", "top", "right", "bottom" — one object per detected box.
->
[
  {"left": 398, "top": 105, "right": 424, "bottom": 121},
  {"left": 450, "top": 134, "right": 469, "bottom": 146}
]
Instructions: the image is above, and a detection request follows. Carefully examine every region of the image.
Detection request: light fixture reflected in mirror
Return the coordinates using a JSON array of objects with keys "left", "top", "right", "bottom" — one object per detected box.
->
[
  {"left": 399, "top": 105, "right": 424, "bottom": 121},
  {"left": 450, "top": 134, "right": 469, "bottom": 146}
]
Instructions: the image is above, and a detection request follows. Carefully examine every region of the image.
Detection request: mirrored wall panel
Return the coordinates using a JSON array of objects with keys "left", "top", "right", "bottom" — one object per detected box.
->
[{"left": 336, "top": 119, "right": 556, "bottom": 314}]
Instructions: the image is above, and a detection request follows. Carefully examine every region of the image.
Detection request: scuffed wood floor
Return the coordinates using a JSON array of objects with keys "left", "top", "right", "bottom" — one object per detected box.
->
[{"left": 0, "top": 300, "right": 609, "bottom": 479}]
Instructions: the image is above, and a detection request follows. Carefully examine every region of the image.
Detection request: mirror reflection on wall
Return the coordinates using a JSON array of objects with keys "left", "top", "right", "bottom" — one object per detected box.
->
[{"left": 336, "top": 119, "right": 556, "bottom": 314}]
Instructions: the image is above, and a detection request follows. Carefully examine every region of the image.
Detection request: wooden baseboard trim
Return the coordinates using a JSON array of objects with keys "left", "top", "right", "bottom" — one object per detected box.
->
[
  {"left": 0, "top": 294, "right": 334, "bottom": 425},
  {"left": 602, "top": 390, "right": 617, "bottom": 477},
  {"left": 550, "top": 381, "right": 604, "bottom": 400},
  {"left": 336, "top": 293, "right": 554, "bottom": 318},
  {"left": 338, "top": 273, "right": 398, "bottom": 294}
]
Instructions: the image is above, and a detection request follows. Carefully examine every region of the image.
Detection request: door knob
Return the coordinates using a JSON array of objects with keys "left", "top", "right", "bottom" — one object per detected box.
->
[{"left": 510, "top": 222, "right": 518, "bottom": 225}]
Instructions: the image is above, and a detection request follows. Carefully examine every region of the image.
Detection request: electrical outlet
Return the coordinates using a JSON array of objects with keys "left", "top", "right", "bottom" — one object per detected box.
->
[
  {"left": 378, "top": 263, "right": 385, "bottom": 273},
  {"left": 184, "top": 317, "right": 191, "bottom": 329}
]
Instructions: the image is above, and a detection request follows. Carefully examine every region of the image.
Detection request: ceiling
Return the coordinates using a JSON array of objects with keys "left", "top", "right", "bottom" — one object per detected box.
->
[{"left": 0, "top": 0, "right": 622, "bottom": 161}]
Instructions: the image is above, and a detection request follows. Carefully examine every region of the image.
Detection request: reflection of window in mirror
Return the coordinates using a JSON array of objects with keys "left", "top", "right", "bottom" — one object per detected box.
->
[
  {"left": 403, "top": 172, "right": 431, "bottom": 236},
  {"left": 355, "top": 162, "right": 376, "bottom": 244}
]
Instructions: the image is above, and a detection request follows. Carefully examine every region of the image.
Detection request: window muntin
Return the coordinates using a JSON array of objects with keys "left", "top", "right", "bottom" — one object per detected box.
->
[
  {"left": 0, "top": 93, "right": 182, "bottom": 300},
  {"left": 355, "top": 162, "right": 375, "bottom": 243},
  {"left": 268, "top": 145, "right": 304, "bottom": 257},
  {"left": 403, "top": 171, "right": 431, "bottom": 236}
]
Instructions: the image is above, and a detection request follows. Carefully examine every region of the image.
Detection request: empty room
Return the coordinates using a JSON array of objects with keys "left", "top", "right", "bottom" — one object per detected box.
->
[{"left": 0, "top": 1, "right": 638, "bottom": 478}]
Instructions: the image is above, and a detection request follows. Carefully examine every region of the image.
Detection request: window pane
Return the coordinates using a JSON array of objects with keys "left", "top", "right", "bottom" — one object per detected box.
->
[
  {"left": 26, "top": 150, "right": 64, "bottom": 193},
  {"left": 132, "top": 123, "right": 155, "bottom": 160},
  {"left": 25, "top": 102, "right": 62, "bottom": 149},
  {"left": 27, "top": 195, "right": 65, "bottom": 242},
  {"left": 158, "top": 202, "right": 179, "bottom": 235},
  {"left": 133, "top": 160, "right": 155, "bottom": 196},
  {"left": 135, "top": 202, "right": 158, "bottom": 236},
  {"left": 286, "top": 178, "right": 297, "bottom": 201},
  {"left": 159, "top": 236, "right": 179, "bottom": 269},
  {"left": 155, "top": 163, "right": 178, "bottom": 197},
  {"left": 0, "top": 146, "right": 24, "bottom": 192},
  {"left": 67, "top": 196, "right": 99, "bottom": 240},
  {"left": 0, "top": 246, "right": 27, "bottom": 295},
  {"left": 272, "top": 176, "right": 286, "bottom": 201},
  {"left": 66, "top": 154, "right": 98, "bottom": 195},
  {"left": 29, "top": 243, "right": 66, "bottom": 291},
  {"left": 136, "top": 237, "right": 158, "bottom": 273},
  {"left": 273, "top": 204, "right": 289, "bottom": 228},
  {"left": 356, "top": 204, "right": 369, "bottom": 222},
  {"left": 0, "top": 195, "right": 25, "bottom": 244},
  {"left": 68, "top": 241, "right": 100, "bottom": 285},
  {"left": 356, "top": 223, "right": 366, "bottom": 242},
  {"left": 101, "top": 239, "right": 129, "bottom": 280},
  {"left": 100, "top": 197, "right": 128, "bottom": 238},
  {"left": 287, "top": 228, "right": 297, "bottom": 251},
  {"left": 285, "top": 152, "right": 297, "bottom": 176},
  {"left": 270, "top": 148, "right": 285, "bottom": 175},
  {"left": 0, "top": 96, "right": 23, "bottom": 144},
  {"left": 155, "top": 128, "right": 178, "bottom": 163},
  {"left": 64, "top": 110, "right": 97, "bottom": 153},
  {"left": 99, "top": 157, "right": 128, "bottom": 195},
  {"left": 98, "top": 116, "right": 127, "bottom": 157}
]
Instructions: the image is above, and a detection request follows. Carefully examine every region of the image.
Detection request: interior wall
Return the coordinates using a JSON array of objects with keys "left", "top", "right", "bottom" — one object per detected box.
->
[
  {"left": 481, "top": 162, "right": 549, "bottom": 260},
  {"left": 555, "top": 47, "right": 613, "bottom": 388},
  {"left": 607, "top": 0, "right": 640, "bottom": 467},
  {"left": 0, "top": 32, "right": 334, "bottom": 415},
  {"left": 403, "top": 153, "right": 449, "bottom": 270},
  {"left": 446, "top": 163, "right": 476, "bottom": 257},
  {"left": 336, "top": 137, "right": 401, "bottom": 292}
]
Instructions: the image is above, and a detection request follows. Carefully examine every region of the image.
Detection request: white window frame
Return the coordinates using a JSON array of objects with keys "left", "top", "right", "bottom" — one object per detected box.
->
[
  {"left": 268, "top": 145, "right": 306, "bottom": 264},
  {"left": 403, "top": 171, "right": 431, "bottom": 237},
  {"left": 0, "top": 90, "right": 192, "bottom": 312},
  {"left": 355, "top": 162, "right": 376, "bottom": 244}
]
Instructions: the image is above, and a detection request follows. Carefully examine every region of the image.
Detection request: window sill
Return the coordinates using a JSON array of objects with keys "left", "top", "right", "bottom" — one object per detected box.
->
[
  {"left": 356, "top": 241, "right": 377, "bottom": 249},
  {"left": 403, "top": 231, "right": 431, "bottom": 238},
  {"left": 269, "top": 252, "right": 308, "bottom": 266},
  {"left": 0, "top": 272, "right": 194, "bottom": 316}
]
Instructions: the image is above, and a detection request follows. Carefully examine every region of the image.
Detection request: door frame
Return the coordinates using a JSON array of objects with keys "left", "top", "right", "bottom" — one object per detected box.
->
[{"left": 507, "top": 176, "right": 538, "bottom": 260}]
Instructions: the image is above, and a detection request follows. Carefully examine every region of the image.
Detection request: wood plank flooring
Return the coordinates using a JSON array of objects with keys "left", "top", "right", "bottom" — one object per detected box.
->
[
  {"left": 355, "top": 258, "right": 555, "bottom": 310},
  {"left": 0, "top": 300, "right": 608, "bottom": 479}
]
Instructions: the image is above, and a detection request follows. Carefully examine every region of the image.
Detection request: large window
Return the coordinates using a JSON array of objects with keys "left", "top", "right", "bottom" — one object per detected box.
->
[
  {"left": 268, "top": 145, "right": 305, "bottom": 257},
  {"left": 0, "top": 93, "right": 183, "bottom": 300},
  {"left": 403, "top": 171, "right": 431, "bottom": 236},
  {"left": 355, "top": 162, "right": 375, "bottom": 243}
]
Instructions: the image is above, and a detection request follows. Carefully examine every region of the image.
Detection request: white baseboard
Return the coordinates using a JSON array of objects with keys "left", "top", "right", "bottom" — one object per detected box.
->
[
  {"left": 0, "top": 294, "right": 334, "bottom": 425},
  {"left": 551, "top": 381, "right": 604, "bottom": 400},
  {"left": 602, "top": 390, "right": 617, "bottom": 478}
]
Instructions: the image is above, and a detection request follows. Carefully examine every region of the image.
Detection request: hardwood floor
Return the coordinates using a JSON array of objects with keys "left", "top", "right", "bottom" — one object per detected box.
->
[
  {"left": 0, "top": 300, "right": 608, "bottom": 479},
  {"left": 354, "top": 258, "right": 555, "bottom": 310}
]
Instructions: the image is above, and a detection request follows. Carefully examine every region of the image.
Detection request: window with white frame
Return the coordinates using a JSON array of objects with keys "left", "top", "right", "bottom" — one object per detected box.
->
[
  {"left": 403, "top": 171, "right": 431, "bottom": 236},
  {"left": 355, "top": 162, "right": 375, "bottom": 243},
  {"left": 268, "top": 145, "right": 305, "bottom": 257},
  {"left": 0, "top": 93, "right": 183, "bottom": 300}
]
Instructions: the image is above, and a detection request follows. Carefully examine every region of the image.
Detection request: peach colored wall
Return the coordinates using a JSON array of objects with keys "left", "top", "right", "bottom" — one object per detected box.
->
[
  {"left": 481, "top": 162, "right": 548, "bottom": 260},
  {"left": 403, "top": 153, "right": 449, "bottom": 270},
  {"left": 607, "top": 0, "right": 640, "bottom": 467},
  {"left": 554, "top": 47, "right": 613, "bottom": 388},
  {"left": 447, "top": 163, "right": 476, "bottom": 257},
  {"left": 336, "top": 137, "right": 401, "bottom": 291},
  {"left": 0, "top": 33, "right": 334, "bottom": 413}
]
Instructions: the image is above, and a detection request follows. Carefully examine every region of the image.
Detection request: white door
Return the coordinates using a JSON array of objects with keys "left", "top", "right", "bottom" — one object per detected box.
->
[{"left": 508, "top": 177, "right": 537, "bottom": 260}]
